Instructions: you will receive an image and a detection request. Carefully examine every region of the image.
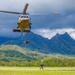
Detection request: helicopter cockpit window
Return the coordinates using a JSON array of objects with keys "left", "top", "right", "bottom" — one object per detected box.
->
[
  {"left": 21, "top": 16, "right": 23, "bottom": 18},
  {"left": 21, "top": 16, "right": 28, "bottom": 18},
  {"left": 20, "top": 15, "right": 28, "bottom": 18},
  {"left": 25, "top": 16, "right": 28, "bottom": 18}
]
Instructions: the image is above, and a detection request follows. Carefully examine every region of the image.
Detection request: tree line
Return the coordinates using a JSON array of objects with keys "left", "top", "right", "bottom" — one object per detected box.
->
[{"left": 0, "top": 58, "right": 75, "bottom": 67}]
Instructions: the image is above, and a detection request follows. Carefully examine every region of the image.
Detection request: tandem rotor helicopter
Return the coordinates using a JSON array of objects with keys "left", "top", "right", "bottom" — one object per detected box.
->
[
  {"left": 0, "top": 3, "right": 31, "bottom": 34},
  {"left": 0, "top": 3, "right": 31, "bottom": 44}
]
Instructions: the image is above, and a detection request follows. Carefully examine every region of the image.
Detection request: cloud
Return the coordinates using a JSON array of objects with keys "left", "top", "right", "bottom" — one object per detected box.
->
[
  {"left": 0, "top": 0, "right": 75, "bottom": 38},
  {"left": 1, "top": 27, "right": 75, "bottom": 40},
  {"left": 31, "top": 14, "right": 75, "bottom": 29},
  {"left": 0, "top": 0, "right": 75, "bottom": 14},
  {"left": 33, "top": 28, "right": 75, "bottom": 40},
  {"left": 49, "top": 14, "right": 75, "bottom": 29}
]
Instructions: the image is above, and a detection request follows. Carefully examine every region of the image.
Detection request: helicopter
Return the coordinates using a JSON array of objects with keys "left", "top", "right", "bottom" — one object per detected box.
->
[{"left": 0, "top": 3, "right": 31, "bottom": 33}]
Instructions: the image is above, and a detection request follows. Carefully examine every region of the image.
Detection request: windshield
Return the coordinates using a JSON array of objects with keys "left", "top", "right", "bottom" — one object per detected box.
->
[{"left": 21, "top": 15, "right": 28, "bottom": 18}]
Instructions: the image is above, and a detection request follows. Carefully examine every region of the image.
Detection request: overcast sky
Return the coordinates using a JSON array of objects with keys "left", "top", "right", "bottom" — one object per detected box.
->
[{"left": 0, "top": 0, "right": 75, "bottom": 39}]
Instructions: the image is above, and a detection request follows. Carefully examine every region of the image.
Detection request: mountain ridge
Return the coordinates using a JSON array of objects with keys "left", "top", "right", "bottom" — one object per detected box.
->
[
  {"left": 0, "top": 44, "right": 74, "bottom": 62},
  {"left": 0, "top": 32, "right": 75, "bottom": 55},
  {"left": 0, "top": 44, "right": 51, "bottom": 61}
]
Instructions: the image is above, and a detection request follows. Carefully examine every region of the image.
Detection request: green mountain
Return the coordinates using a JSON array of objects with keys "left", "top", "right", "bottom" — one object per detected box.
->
[
  {"left": 49, "top": 33, "right": 75, "bottom": 55},
  {"left": 0, "top": 45, "right": 50, "bottom": 62},
  {"left": 0, "top": 32, "right": 75, "bottom": 56},
  {"left": 0, "top": 44, "right": 75, "bottom": 62},
  {"left": 3, "top": 32, "right": 50, "bottom": 53},
  {"left": 2, "top": 32, "right": 75, "bottom": 55}
]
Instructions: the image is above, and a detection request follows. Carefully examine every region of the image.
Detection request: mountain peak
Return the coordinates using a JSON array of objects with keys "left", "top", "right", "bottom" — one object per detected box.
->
[
  {"left": 0, "top": 31, "right": 75, "bottom": 55},
  {"left": 61, "top": 32, "right": 73, "bottom": 40},
  {"left": 56, "top": 33, "right": 60, "bottom": 36},
  {"left": 50, "top": 33, "right": 61, "bottom": 41},
  {"left": 63, "top": 32, "right": 70, "bottom": 36},
  {"left": 54, "top": 33, "right": 60, "bottom": 38}
]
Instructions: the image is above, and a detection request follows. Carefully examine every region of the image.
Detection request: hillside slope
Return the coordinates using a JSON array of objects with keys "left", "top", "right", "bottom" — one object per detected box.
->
[
  {"left": 0, "top": 32, "right": 75, "bottom": 55},
  {"left": 0, "top": 45, "right": 50, "bottom": 62}
]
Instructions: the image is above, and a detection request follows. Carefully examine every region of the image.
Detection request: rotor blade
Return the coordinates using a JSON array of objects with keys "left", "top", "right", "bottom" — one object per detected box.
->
[
  {"left": 23, "top": 3, "right": 29, "bottom": 15},
  {"left": 0, "top": 10, "right": 22, "bottom": 14},
  {"left": 29, "top": 13, "right": 62, "bottom": 16}
]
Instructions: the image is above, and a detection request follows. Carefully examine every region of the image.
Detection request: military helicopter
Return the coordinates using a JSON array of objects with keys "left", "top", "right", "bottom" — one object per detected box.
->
[{"left": 0, "top": 3, "right": 31, "bottom": 33}]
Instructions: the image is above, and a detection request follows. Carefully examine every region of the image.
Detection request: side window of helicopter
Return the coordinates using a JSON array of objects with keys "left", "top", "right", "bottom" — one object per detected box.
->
[{"left": 21, "top": 16, "right": 23, "bottom": 18}]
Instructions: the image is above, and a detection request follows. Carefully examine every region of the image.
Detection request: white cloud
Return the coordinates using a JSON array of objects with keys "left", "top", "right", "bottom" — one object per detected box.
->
[
  {"left": 0, "top": 27, "right": 75, "bottom": 40},
  {"left": 0, "top": 0, "right": 75, "bottom": 38},
  {"left": 32, "top": 28, "right": 75, "bottom": 40}
]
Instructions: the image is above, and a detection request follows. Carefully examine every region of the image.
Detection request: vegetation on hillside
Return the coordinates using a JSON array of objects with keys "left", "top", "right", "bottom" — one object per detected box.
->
[
  {"left": 0, "top": 57, "right": 75, "bottom": 67},
  {"left": 0, "top": 45, "right": 75, "bottom": 67}
]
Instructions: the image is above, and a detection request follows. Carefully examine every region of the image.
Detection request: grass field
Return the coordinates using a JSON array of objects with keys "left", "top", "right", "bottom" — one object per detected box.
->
[{"left": 0, "top": 67, "right": 75, "bottom": 75}]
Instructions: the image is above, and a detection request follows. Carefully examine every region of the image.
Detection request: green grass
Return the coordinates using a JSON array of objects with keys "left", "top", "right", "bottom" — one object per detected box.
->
[{"left": 0, "top": 67, "right": 75, "bottom": 75}]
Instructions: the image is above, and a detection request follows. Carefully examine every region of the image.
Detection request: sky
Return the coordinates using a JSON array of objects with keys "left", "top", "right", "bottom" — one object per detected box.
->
[{"left": 0, "top": 0, "right": 75, "bottom": 39}]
